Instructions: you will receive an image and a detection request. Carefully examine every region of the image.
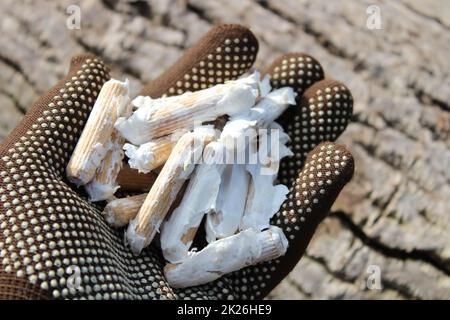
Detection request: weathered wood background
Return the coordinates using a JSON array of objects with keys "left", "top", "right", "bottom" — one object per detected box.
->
[{"left": 1, "top": 0, "right": 449, "bottom": 299}]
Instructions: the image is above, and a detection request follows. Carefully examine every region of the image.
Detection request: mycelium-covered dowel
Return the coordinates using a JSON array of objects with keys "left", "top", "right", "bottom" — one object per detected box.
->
[
  {"left": 205, "top": 164, "right": 249, "bottom": 243},
  {"left": 204, "top": 87, "right": 295, "bottom": 242},
  {"left": 220, "top": 86, "right": 296, "bottom": 150},
  {"left": 126, "top": 126, "right": 218, "bottom": 255},
  {"left": 102, "top": 193, "right": 147, "bottom": 228},
  {"left": 115, "top": 72, "right": 261, "bottom": 145},
  {"left": 123, "top": 135, "right": 178, "bottom": 174},
  {"left": 164, "top": 226, "right": 288, "bottom": 288},
  {"left": 67, "top": 79, "right": 130, "bottom": 185},
  {"left": 85, "top": 115, "right": 131, "bottom": 201},
  {"left": 160, "top": 141, "right": 226, "bottom": 263},
  {"left": 240, "top": 124, "right": 293, "bottom": 231}
]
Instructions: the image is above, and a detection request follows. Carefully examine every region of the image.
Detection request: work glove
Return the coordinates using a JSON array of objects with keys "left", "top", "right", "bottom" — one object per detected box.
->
[{"left": 0, "top": 24, "right": 354, "bottom": 299}]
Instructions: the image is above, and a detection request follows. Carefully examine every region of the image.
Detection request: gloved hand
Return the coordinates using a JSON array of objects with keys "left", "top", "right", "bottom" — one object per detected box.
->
[{"left": 0, "top": 24, "right": 354, "bottom": 300}]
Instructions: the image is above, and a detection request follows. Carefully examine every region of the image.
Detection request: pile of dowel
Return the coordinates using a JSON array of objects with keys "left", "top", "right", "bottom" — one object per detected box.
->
[{"left": 66, "top": 72, "right": 296, "bottom": 288}]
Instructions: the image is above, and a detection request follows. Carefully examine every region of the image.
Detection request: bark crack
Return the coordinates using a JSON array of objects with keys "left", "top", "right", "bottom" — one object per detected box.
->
[
  {"left": 410, "top": 85, "right": 450, "bottom": 113},
  {"left": 329, "top": 211, "right": 450, "bottom": 276},
  {"left": 0, "top": 54, "right": 36, "bottom": 89},
  {"left": 186, "top": 2, "right": 215, "bottom": 25},
  {"left": 0, "top": 90, "right": 27, "bottom": 115},
  {"left": 397, "top": 0, "right": 450, "bottom": 31},
  {"left": 305, "top": 253, "right": 417, "bottom": 299}
]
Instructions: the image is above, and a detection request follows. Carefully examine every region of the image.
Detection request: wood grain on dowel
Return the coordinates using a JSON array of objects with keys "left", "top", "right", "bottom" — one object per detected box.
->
[
  {"left": 124, "top": 135, "right": 177, "bottom": 174},
  {"left": 66, "top": 79, "right": 129, "bottom": 185},
  {"left": 115, "top": 73, "right": 259, "bottom": 145},
  {"left": 103, "top": 193, "right": 147, "bottom": 228}
]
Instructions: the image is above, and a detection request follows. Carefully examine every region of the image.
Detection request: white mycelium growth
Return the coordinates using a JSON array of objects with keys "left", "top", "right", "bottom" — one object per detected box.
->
[
  {"left": 164, "top": 226, "right": 288, "bottom": 288},
  {"left": 115, "top": 72, "right": 260, "bottom": 145},
  {"left": 155, "top": 73, "right": 296, "bottom": 287}
]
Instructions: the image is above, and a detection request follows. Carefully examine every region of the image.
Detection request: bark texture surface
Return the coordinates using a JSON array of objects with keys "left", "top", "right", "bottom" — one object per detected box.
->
[{"left": 0, "top": 0, "right": 449, "bottom": 299}]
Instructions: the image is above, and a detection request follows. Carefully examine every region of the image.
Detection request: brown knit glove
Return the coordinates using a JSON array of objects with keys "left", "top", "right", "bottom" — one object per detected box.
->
[{"left": 0, "top": 24, "right": 354, "bottom": 300}]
